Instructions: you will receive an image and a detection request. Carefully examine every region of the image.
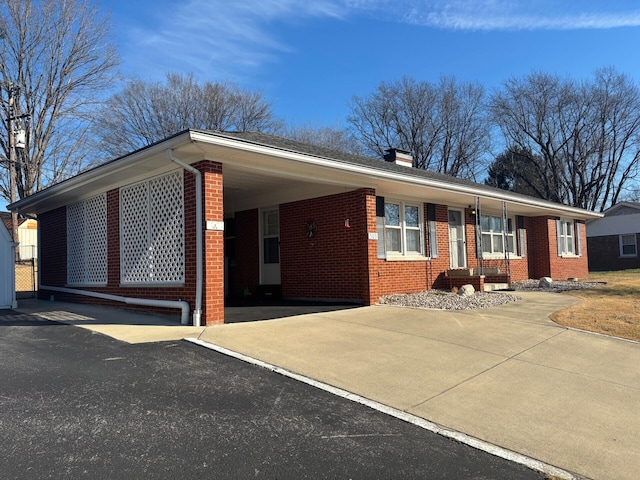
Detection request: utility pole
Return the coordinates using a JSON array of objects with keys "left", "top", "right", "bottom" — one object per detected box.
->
[{"left": 8, "top": 84, "right": 19, "bottom": 249}]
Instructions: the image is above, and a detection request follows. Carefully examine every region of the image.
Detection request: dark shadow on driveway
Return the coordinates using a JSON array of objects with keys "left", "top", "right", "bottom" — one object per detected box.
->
[
  {"left": 0, "top": 309, "right": 60, "bottom": 327},
  {"left": 224, "top": 299, "right": 362, "bottom": 323}
]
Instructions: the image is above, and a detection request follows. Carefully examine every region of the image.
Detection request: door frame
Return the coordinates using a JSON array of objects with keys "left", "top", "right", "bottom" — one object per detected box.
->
[{"left": 448, "top": 208, "right": 467, "bottom": 269}]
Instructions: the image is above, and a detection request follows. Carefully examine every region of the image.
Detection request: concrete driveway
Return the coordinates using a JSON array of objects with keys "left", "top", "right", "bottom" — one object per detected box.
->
[
  {"left": 194, "top": 292, "right": 640, "bottom": 480},
  {"left": 13, "top": 292, "right": 640, "bottom": 479}
]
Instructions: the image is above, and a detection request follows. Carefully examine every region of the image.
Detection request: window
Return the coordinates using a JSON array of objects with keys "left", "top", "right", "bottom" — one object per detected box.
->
[
  {"left": 556, "top": 218, "right": 582, "bottom": 256},
  {"left": 263, "top": 210, "right": 279, "bottom": 264},
  {"left": 480, "top": 214, "right": 516, "bottom": 256},
  {"left": 620, "top": 234, "right": 637, "bottom": 257},
  {"left": 67, "top": 194, "right": 108, "bottom": 285},
  {"left": 384, "top": 201, "right": 424, "bottom": 256}
]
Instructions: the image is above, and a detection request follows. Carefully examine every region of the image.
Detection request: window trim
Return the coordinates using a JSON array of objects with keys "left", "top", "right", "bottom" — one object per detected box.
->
[
  {"left": 383, "top": 199, "right": 425, "bottom": 259},
  {"left": 619, "top": 233, "right": 638, "bottom": 258}
]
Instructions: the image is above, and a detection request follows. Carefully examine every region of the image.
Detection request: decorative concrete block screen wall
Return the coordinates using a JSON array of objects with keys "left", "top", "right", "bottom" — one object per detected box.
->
[
  {"left": 66, "top": 194, "right": 108, "bottom": 285},
  {"left": 120, "top": 171, "right": 185, "bottom": 285}
]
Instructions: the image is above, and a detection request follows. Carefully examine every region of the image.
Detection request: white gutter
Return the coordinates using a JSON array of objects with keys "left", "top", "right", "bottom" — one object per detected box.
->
[
  {"left": 40, "top": 285, "right": 190, "bottom": 325},
  {"left": 166, "top": 149, "right": 203, "bottom": 327}
]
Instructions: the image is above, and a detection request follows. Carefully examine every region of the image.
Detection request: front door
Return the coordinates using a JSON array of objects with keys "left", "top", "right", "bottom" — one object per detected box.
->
[
  {"left": 261, "top": 208, "right": 280, "bottom": 285},
  {"left": 448, "top": 209, "right": 467, "bottom": 269}
]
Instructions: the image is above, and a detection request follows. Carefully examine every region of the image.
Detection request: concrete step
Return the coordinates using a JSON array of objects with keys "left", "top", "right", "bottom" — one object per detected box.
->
[{"left": 484, "top": 283, "right": 510, "bottom": 292}]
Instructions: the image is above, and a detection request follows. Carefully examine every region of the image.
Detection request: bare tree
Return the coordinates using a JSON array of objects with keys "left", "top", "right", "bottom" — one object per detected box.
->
[
  {"left": 97, "top": 73, "right": 283, "bottom": 158},
  {"left": 587, "top": 67, "right": 640, "bottom": 210},
  {"left": 347, "top": 76, "right": 490, "bottom": 180},
  {"left": 491, "top": 68, "right": 640, "bottom": 211},
  {"left": 0, "top": 0, "right": 119, "bottom": 201}
]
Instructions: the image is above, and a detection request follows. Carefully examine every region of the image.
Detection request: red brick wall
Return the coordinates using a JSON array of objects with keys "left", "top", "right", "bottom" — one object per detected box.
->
[
  {"left": 526, "top": 216, "right": 552, "bottom": 279},
  {"left": 39, "top": 207, "right": 67, "bottom": 287},
  {"left": 280, "top": 189, "right": 372, "bottom": 302},
  {"left": 549, "top": 219, "right": 589, "bottom": 279},
  {"left": 525, "top": 216, "right": 589, "bottom": 280}
]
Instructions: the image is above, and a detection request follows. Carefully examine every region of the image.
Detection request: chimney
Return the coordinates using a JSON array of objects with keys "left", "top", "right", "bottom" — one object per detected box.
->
[{"left": 383, "top": 148, "right": 413, "bottom": 167}]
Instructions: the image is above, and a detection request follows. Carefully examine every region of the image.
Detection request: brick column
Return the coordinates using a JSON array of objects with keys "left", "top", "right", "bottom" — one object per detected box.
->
[
  {"left": 365, "top": 190, "right": 379, "bottom": 305},
  {"left": 197, "top": 161, "right": 225, "bottom": 325}
]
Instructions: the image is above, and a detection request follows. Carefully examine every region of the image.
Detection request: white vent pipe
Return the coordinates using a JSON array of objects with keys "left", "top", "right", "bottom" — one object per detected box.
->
[{"left": 40, "top": 285, "right": 190, "bottom": 324}]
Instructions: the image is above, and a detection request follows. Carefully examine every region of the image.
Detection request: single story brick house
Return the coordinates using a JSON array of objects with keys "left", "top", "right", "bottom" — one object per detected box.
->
[
  {"left": 586, "top": 201, "right": 640, "bottom": 271},
  {"left": 8, "top": 130, "right": 601, "bottom": 325}
]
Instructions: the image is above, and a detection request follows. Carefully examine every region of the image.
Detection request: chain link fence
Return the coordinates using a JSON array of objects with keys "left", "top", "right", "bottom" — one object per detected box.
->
[{"left": 15, "top": 245, "right": 37, "bottom": 299}]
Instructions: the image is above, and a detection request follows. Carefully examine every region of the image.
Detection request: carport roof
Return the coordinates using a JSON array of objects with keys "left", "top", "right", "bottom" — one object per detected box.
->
[{"left": 8, "top": 129, "right": 602, "bottom": 220}]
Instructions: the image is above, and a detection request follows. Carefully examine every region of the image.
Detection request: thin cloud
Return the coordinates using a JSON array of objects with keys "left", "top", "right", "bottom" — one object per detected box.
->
[
  {"left": 119, "top": 0, "right": 640, "bottom": 81},
  {"left": 122, "top": 0, "right": 347, "bottom": 80},
  {"left": 388, "top": 0, "right": 640, "bottom": 31}
]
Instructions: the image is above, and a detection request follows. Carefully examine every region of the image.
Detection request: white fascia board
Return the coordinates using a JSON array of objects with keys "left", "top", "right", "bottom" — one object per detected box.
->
[{"left": 189, "top": 131, "right": 602, "bottom": 220}]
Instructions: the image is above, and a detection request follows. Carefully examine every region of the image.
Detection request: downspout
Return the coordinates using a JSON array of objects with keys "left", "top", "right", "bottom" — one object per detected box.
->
[
  {"left": 166, "top": 149, "right": 203, "bottom": 327},
  {"left": 40, "top": 285, "right": 190, "bottom": 325}
]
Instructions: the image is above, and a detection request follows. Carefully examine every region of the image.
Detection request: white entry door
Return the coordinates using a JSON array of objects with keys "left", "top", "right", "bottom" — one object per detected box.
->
[
  {"left": 261, "top": 208, "right": 281, "bottom": 285},
  {"left": 448, "top": 209, "right": 467, "bottom": 269}
]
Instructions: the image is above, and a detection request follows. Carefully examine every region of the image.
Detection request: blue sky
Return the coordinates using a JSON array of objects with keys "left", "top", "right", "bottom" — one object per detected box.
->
[{"left": 101, "top": 0, "right": 640, "bottom": 128}]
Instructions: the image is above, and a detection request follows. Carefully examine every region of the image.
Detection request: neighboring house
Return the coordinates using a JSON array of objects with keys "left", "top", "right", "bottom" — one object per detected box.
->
[
  {"left": 8, "top": 130, "right": 601, "bottom": 325},
  {"left": 586, "top": 201, "right": 640, "bottom": 271},
  {"left": 0, "top": 218, "right": 17, "bottom": 309},
  {"left": 0, "top": 212, "right": 38, "bottom": 260}
]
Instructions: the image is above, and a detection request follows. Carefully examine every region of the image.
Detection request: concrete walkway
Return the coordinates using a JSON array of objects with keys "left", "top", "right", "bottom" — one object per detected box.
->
[{"left": 11, "top": 292, "right": 640, "bottom": 480}]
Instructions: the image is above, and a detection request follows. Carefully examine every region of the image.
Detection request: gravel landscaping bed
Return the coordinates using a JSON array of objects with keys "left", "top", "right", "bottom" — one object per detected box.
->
[
  {"left": 379, "top": 279, "right": 605, "bottom": 311},
  {"left": 511, "top": 279, "right": 606, "bottom": 292}
]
